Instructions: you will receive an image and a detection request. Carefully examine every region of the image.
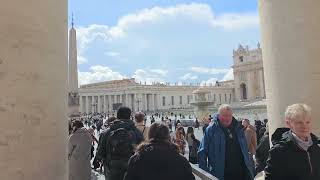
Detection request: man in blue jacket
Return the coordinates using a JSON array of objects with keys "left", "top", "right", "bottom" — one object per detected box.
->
[{"left": 198, "top": 104, "right": 254, "bottom": 180}]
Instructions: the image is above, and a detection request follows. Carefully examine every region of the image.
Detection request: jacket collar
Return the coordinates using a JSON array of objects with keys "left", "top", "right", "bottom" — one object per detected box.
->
[
  {"left": 214, "top": 115, "right": 239, "bottom": 130},
  {"left": 277, "top": 130, "right": 319, "bottom": 148}
]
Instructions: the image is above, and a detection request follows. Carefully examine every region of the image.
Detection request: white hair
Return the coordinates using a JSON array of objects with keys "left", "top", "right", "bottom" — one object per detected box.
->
[
  {"left": 285, "top": 103, "right": 311, "bottom": 122},
  {"left": 218, "top": 104, "right": 232, "bottom": 114}
]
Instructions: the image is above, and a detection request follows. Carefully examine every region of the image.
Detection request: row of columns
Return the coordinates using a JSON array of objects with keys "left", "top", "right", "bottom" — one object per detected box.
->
[{"left": 80, "top": 93, "right": 160, "bottom": 113}]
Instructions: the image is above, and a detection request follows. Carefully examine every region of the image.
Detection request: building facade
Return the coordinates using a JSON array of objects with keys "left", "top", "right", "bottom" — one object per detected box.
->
[
  {"left": 233, "top": 44, "right": 266, "bottom": 102},
  {"left": 78, "top": 43, "right": 265, "bottom": 114}
]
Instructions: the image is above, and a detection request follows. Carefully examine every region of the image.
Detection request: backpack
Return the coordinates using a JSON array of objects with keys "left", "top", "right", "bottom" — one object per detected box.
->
[
  {"left": 105, "top": 123, "right": 135, "bottom": 178},
  {"left": 106, "top": 127, "right": 134, "bottom": 161}
]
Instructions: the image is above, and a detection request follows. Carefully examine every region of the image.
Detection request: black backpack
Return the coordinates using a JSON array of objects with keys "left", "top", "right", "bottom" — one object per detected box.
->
[
  {"left": 105, "top": 123, "right": 135, "bottom": 178},
  {"left": 107, "top": 127, "right": 134, "bottom": 159}
]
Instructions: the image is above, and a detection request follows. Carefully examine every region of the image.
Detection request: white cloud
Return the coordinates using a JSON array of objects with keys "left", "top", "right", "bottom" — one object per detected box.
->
[
  {"left": 191, "top": 67, "right": 230, "bottom": 74},
  {"left": 77, "top": 24, "right": 110, "bottom": 50},
  {"left": 78, "top": 65, "right": 126, "bottom": 85},
  {"left": 200, "top": 78, "right": 218, "bottom": 86},
  {"left": 132, "top": 69, "right": 165, "bottom": 85},
  {"left": 75, "top": 3, "right": 259, "bottom": 64},
  {"left": 180, "top": 73, "right": 198, "bottom": 80},
  {"left": 75, "top": 3, "right": 259, "bottom": 83},
  {"left": 222, "top": 68, "right": 234, "bottom": 81},
  {"left": 149, "top": 69, "right": 168, "bottom": 76},
  {"left": 115, "top": 3, "right": 258, "bottom": 33}
]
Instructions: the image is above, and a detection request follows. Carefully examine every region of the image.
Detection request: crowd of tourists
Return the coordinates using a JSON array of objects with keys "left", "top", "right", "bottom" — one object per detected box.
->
[{"left": 68, "top": 103, "right": 320, "bottom": 180}]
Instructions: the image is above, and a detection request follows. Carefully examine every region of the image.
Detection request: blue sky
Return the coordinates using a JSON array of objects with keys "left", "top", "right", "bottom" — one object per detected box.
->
[{"left": 68, "top": 0, "right": 260, "bottom": 85}]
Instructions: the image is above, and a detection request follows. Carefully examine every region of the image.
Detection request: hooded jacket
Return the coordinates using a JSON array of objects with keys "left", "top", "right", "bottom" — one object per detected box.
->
[
  {"left": 265, "top": 129, "right": 320, "bottom": 180},
  {"left": 198, "top": 115, "right": 254, "bottom": 180}
]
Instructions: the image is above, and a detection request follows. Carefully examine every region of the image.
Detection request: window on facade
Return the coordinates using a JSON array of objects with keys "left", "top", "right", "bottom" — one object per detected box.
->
[
  {"left": 187, "top": 95, "right": 190, "bottom": 104},
  {"left": 239, "top": 56, "right": 244, "bottom": 62},
  {"left": 162, "top": 96, "right": 166, "bottom": 106},
  {"left": 225, "top": 94, "right": 227, "bottom": 102},
  {"left": 179, "top": 96, "right": 182, "bottom": 105},
  {"left": 171, "top": 96, "right": 174, "bottom": 106},
  {"left": 214, "top": 94, "right": 216, "bottom": 102},
  {"left": 219, "top": 94, "right": 222, "bottom": 104},
  {"left": 230, "top": 94, "right": 232, "bottom": 103}
]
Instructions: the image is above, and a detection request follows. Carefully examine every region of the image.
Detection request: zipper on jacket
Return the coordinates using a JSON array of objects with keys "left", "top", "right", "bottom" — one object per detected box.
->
[
  {"left": 294, "top": 142, "right": 313, "bottom": 175},
  {"left": 307, "top": 152, "right": 313, "bottom": 175}
]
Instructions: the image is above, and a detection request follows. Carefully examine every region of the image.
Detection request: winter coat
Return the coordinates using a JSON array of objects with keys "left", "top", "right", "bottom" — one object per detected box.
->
[
  {"left": 68, "top": 127, "right": 92, "bottom": 180},
  {"left": 265, "top": 130, "right": 320, "bottom": 180},
  {"left": 123, "top": 140, "right": 195, "bottom": 180},
  {"left": 255, "top": 131, "right": 269, "bottom": 173},
  {"left": 136, "top": 123, "right": 149, "bottom": 140},
  {"left": 244, "top": 125, "right": 257, "bottom": 155},
  {"left": 198, "top": 115, "right": 254, "bottom": 180}
]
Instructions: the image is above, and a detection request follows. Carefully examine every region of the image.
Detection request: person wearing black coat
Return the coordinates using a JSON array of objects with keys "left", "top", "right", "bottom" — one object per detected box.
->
[
  {"left": 264, "top": 104, "right": 320, "bottom": 180},
  {"left": 255, "top": 127, "right": 292, "bottom": 173},
  {"left": 255, "top": 131, "right": 269, "bottom": 173},
  {"left": 123, "top": 122, "right": 195, "bottom": 180}
]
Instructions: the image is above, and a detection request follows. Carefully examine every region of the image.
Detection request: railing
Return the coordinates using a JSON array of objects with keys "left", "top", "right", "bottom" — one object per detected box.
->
[
  {"left": 190, "top": 164, "right": 218, "bottom": 180},
  {"left": 190, "top": 164, "right": 266, "bottom": 180}
]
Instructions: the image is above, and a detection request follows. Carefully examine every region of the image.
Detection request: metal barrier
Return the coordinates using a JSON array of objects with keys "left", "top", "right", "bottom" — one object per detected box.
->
[
  {"left": 190, "top": 164, "right": 219, "bottom": 180},
  {"left": 190, "top": 164, "right": 266, "bottom": 180}
]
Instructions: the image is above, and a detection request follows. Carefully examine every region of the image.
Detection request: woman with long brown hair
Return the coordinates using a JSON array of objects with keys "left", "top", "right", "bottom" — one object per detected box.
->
[{"left": 124, "top": 123, "right": 195, "bottom": 180}]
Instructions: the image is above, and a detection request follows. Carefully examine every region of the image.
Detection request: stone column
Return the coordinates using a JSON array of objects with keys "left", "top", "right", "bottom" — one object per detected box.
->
[
  {"left": 119, "top": 94, "right": 122, "bottom": 105},
  {"left": 0, "top": 0, "right": 68, "bottom": 179},
  {"left": 104, "top": 95, "right": 107, "bottom": 112},
  {"left": 146, "top": 94, "right": 149, "bottom": 111},
  {"left": 108, "top": 95, "right": 112, "bottom": 112},
  {"left": 87, "top": 96, "right": 91, "bottom": 113},
  {"left": 91, "top": 96, "right": 95, "bottom": 113},
  {"left": 125, "top": 94, "right": 129, "bottom": 107},
  {"left": 259, "top": 0, "right": 320, "bottom": 135},
  {"left": 85, "top": 96, "right": 89, "bottom": 114},
  {"left": 106, "top": 95, "right": 110, "bottom": 113},
  {"left": 153, "top": 94, "right": 157, "bottom": 111},
  {"left": 132, "top": 94, "right": 135, "bottom": 112},
  {"left": 79, "top": 96, "right": 83, "bottom": 113},
  {"left": 142, "top": 94, "right": 147, "bottom": 111},
  {"left": 150, "top": 94, "right": 154, "bottom": 112},
  {"left": 98, "top": 95, "right": 101, "bottom": 113},
  {"left": 101, "top": 95, "right": 104, "bottom": 113}
]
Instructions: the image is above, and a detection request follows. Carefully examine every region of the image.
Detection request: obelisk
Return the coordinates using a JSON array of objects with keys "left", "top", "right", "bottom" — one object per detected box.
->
[{"left": 68, "top": 18, "right": 80, "bottom": 117}]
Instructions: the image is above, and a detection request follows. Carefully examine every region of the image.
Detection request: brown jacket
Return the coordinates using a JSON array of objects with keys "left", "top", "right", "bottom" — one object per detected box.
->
[
  {"left": 244, "top": 125, "right": 257, "bottom": 155},
  {"left": 136, "top": 123, "right": 149, "bottom": 140}
]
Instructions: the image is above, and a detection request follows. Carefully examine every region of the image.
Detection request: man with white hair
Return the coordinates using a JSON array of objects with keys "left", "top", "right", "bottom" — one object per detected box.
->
[
  {"left": 265, "top": 103, "right": 320, "bottom": 180},
  {"left": 198, "top": 104, "right": 254, "bottom": 180}
]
